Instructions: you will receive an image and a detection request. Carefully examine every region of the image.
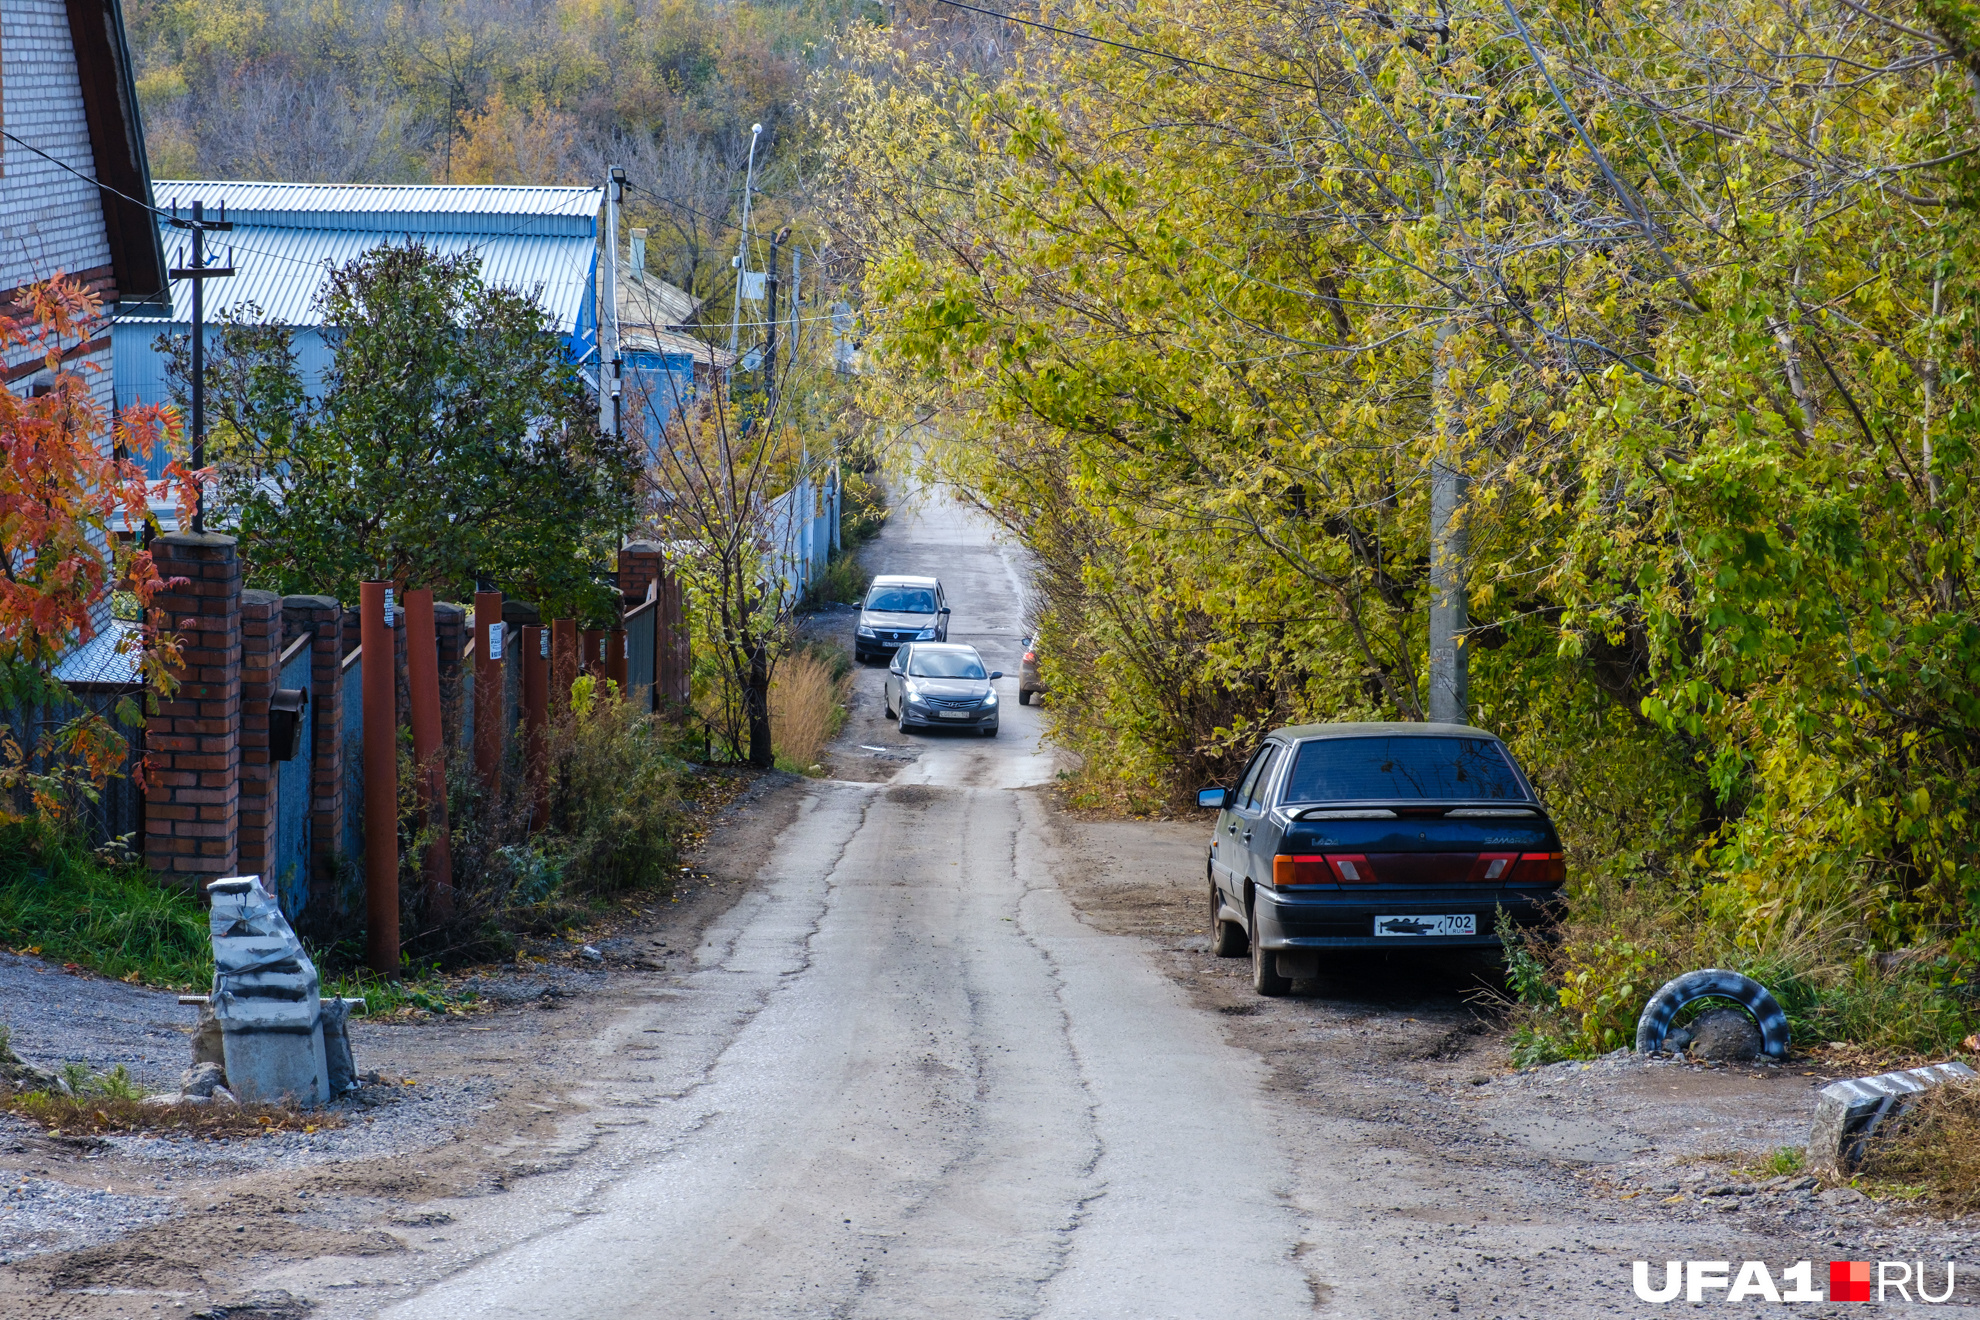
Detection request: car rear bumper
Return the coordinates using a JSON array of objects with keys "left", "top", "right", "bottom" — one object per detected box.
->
[{"left": 1252, "top": 887, "right": 1560, "bottom": 949}]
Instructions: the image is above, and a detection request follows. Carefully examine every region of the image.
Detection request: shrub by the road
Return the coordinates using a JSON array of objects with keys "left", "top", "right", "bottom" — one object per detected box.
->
[
  {"left": 1858, "top": 1081, "right": 1980, "bottom": 1210},
  {"left": 0, "top": 820, "right": 210, "bottom": 988},
  {"left": 771, "top": 648, "right": 851, "bottom": 773}
]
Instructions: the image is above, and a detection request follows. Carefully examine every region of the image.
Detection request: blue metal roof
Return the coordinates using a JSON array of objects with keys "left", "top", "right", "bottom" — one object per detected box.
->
[
  {"left": 152, "top": 181, "right": 601, "bottom": 236},
  {"left": 155, "top": 224, "right": 598, "bottom": 334}
]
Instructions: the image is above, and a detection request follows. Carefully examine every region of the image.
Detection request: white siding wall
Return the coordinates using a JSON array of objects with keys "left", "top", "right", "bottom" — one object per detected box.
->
[{"left": 1, "top": 0, "right": 114, "bottom": 295}]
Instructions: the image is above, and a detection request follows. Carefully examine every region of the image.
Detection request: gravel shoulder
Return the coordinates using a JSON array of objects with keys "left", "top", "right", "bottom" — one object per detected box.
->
[{"left": 0, "top": 769, "right": 804, "bottom": 1320}]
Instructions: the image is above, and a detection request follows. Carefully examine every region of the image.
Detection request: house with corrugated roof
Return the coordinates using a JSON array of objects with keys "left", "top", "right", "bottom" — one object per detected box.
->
[
  {"left": 113, "top": 181, "right": 608, "bottom": 474},
  {"left": 615, "top": 231, "right": 734, "bottom": 445},
  {"left": 1, "top": 0, "right": 171, "bottom": 393}
]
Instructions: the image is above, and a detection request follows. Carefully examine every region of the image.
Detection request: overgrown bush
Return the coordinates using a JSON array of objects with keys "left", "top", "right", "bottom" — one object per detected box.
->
[
  {"left": 1498, "top": 872, "right": 1979, "bottom": 1064},
  {"left": 0, "top": 820, "right": 210, "bottom": 988},
  {"left": 546, "top": 676, "right": 683, "bottom": 895},
  {"left": 1858, "top": 1081, "right": 1980, "bottom": 1209},
  {"left": 771, "top": 646, "right": 850, "bottom": 772}
]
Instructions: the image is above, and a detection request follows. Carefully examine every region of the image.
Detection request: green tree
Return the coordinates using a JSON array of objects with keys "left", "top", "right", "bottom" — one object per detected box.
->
[{"left": 184, "top": 242, "right": 638, "bottom": 618}]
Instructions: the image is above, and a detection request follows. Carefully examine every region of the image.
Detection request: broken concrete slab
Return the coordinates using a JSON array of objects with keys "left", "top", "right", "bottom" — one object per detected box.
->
[{"left": 207, "top": 876, "right": 329, "bottom": 1106}]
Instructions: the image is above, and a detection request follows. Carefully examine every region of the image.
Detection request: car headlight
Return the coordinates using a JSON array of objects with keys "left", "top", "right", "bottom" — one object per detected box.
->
[
  {"left": 904, "top": 686, "right": 926, "bottom": 705},
  {"left": 982, "top": 691, "right": 997, "bottom": 706},
  {"left": 856, "top": 625, "right": 876, "bottom": 637},
  {"left": 915, "top": 628, "right": 937, "bottom": 640}
]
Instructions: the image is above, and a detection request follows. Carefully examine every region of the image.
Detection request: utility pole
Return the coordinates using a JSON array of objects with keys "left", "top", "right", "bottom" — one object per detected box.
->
[
  {"left": 603, "top": 167, "right": 624, "bottom": 439},
  {"left": 765, "top": 227, "right": 788, "bottom": 418},
  {"left": 167, "top": 199, "right": 234, "bottom": 533},
  {"left": 727, "top": 123, "right": 764, "bottom": 361},
  {"left": 1427, "top": 318, "right": 1468, "bottom": 725}
]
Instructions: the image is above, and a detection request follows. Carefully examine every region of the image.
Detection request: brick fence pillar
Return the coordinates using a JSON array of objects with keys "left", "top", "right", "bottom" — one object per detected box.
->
[
  {"left": 236, "top": 590, "right": 282, "bottom": 887},
  {"left": 283, "top": 595, "right": 344, "bottom": 904},
  {"left": 144, "top": 533, "right": 243, "bottom": 885},
  {"left": 617, "top": 541, "right": 664, "bottom": 604}
]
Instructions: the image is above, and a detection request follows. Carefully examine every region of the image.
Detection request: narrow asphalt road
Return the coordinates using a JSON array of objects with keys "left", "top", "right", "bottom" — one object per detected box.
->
[{"left": 360, "top": 485, "right": 1322, "bottom": 1316}]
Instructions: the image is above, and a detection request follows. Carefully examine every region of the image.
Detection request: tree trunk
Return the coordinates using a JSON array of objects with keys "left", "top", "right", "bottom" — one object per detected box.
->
[{"left": 746, "top": 639, "right": 774, "bottom": 768}]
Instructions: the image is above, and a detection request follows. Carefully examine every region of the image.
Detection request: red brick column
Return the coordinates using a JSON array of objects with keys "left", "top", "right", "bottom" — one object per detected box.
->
[
  {"left": 235, "top": 590, "right": 282, "bottom": 887},
  {"left": 144, "top": 533, "right": 242, "bottom": 884},
  {"left": 282, "top": 595, "right": 343, "bottom": 903},
  {"left": 617, "top": 542, "right": 664, "bottom": 604}
]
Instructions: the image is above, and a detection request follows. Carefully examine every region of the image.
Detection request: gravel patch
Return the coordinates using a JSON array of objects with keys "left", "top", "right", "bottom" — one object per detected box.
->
[
  {"left": 0, "top": 951, "right": 191, "bottom": 1092},
  {"left": 0, "top": 1176, "right": 179, "bottom": 1262}
]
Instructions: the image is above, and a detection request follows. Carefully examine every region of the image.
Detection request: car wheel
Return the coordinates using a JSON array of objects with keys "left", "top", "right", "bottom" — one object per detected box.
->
[
  {"left": 1018, "top": 689, "right": 1032, "bottom": 706},
  {"left": 982, "top": 725, "right": 998, "bottom": 737},
  {"left": 1210, "top": 884, "right": 1246, "bottom": 957},
  {"left": 1250, "top": 906, "right": 1291, "bottom": 997},
  {"left": 899, "top": 707, "right": 913, "bottom": 734}
]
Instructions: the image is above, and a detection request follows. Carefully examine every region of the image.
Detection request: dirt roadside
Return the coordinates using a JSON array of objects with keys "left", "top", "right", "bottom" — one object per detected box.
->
[
  {"left": 0, "top": 770, "right": 805, "bottom": 1320},
  {"left": 1045, "top": 806, "right": 1980, "bottom": 1309}
]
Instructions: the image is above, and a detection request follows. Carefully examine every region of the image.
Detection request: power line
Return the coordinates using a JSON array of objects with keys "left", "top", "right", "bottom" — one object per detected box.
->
[{"left": 924, "top": 0, "right": 1312, "bottom": 90}]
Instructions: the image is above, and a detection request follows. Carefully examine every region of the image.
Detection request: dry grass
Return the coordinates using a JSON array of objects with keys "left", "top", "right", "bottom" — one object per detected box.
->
[
  {"left": 771, "top": 649, "right": 849, "bottom": 772},
  {"left": 1857, "top": 1080, "right": 1980, "bottom": 1210},
  {"left": 2, "top": 1090, "right": 345, "bottom": 1140}
]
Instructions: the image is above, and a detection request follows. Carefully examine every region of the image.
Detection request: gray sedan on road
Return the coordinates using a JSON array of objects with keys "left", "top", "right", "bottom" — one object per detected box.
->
[{"left": 884, "top": 642, "right": 1003, "bottom": 735}]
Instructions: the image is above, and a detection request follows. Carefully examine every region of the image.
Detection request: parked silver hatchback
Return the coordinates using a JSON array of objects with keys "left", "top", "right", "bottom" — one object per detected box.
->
[
  {"left": 884, "top": 642, "right": 1002, "bottom": 736},
  {"left": 855, "top": 575, "right": 949, "bottom": 663}
]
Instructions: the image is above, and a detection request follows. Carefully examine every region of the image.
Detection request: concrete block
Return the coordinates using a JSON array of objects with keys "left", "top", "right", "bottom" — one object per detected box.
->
[{"left": 1808, "top": 1061, "right": 1977, "bottom": 1175}]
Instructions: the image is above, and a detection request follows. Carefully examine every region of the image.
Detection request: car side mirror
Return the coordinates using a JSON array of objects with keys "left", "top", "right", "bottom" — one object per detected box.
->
[
  {"left": 939, "top": 606, "right": 952, "bottom": 614},
  {"left": 988, "top": 671, "right": 1003, "bottom": 680},
  {"left": 1019, "top": 636, "right": 1032, "bottom": 646},
  {"left": 1197, "top": 787, "right": 1230, "bottom": 810}
]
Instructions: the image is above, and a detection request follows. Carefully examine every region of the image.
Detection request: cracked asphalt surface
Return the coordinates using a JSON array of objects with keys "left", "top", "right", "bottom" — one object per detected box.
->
[{"left": 324, "top": 487, "right": 1319, "bottom": 1316}]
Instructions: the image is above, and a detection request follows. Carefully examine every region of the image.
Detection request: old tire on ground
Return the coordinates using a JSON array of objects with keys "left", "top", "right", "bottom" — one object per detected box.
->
[
  {"left": 1250, "top": 908, "right": 1290, "bottom": 996},
  {"left": 1634, "top": 968, "right": 1790, "bottom": 1058},
  {"left": 1210, "top": 885, "right": 1247, "bottom": 957}
]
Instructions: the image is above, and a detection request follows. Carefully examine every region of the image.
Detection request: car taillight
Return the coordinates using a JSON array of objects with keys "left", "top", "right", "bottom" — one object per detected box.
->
[
  {"left": 1325, "top": 854, "right": 1376, "bottom": 884},
  {"left": 1470, "top": 852, "right": 1519, "bottom": 883},
  {"left": 1272, "top": 854, "right": 1332, "bottom": 887},
  {"left": 1511, "top": 852, "right": 1565, "bottom": 884},
  {"left": 1023, "top": 651, "right": 1036, "bottom": 663}
]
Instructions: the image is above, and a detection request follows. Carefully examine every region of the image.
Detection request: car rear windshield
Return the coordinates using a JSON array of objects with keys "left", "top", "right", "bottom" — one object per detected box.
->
[
  {"left": 866, "top": 586, "right": 936, "bottom": 613},
  {"left": 1281, "top": 737, "right": 1529, "bottom": 803},
  {"left": 908, "top": 651, "right": 985, "bottom": 679}
]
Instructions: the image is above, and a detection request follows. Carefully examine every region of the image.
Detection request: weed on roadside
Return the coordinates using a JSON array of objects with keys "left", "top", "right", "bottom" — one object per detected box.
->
[
  {"left": 772, "top": 646, "right": 851, "bottom": 774},
  {"left": 1855, "top": 1080, "right": 1980, "bottom": 1211},
  {"left": 2, "top": 1091, "right": 343, "bottom": 1140},
  {"left": 0, "top": 820, "right": 211, "bottom": 988}
]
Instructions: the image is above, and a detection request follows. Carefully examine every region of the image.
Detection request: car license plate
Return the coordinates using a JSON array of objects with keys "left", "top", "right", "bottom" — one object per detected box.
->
[
  {"left": 937, "top": 710, "right": 969, "bottom": 719},
  {"left": 1374, "top": 914, "right": 1477, "bottom": 937}
]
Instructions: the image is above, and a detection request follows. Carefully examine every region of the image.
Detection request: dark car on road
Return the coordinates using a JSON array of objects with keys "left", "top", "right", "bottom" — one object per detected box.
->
[
  {"left": 884, "top": 642, "right": 1002, "bottom": 735},
  {"left": 1199, "top": 722, "right": 1564, "bottom": 996}
]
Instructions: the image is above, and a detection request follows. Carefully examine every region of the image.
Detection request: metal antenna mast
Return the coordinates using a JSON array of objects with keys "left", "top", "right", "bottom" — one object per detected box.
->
[{"left": 727, "top": 123, "right": 764, "bottom": 359}]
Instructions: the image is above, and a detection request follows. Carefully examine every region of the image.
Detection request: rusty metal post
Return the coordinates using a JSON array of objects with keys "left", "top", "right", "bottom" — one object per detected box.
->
[
  {"left": 607, "top": 627, "right": 628, "bottom": 694},
  {"left": 522, "top": 624, "right": 548, "bottom": 829},
  {"left": 551, "top": 618, "right": 578, "bottom": 713},
  {"left": 404, "top": 589, "right": 454, "bottom": 924},
  {"left": 473, "top": 591, "right": 503, "bottom": 793},
  {"left": 581, "top": 627, "right": 606, "bottom": 681},
  {"left": 359, "top": 582, "right": 399, "bottom": 977}
]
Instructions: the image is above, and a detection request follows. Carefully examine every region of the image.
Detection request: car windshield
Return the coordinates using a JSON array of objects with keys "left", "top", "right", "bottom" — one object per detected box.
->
[
  {"left": 908, "top": 651, "right": 986, "bottom": 679},
  {"left": 865, "top": 586, "right": 936, "bottom": 613},
  {"left": 1280, "top": 737, "right": 1528, "bottom": 803}
]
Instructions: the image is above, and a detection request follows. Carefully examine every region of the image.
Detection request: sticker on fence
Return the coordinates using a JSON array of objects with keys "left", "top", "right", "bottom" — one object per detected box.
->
[{"left": 488, "top": 626, "right": 503, "bottom": 659}]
